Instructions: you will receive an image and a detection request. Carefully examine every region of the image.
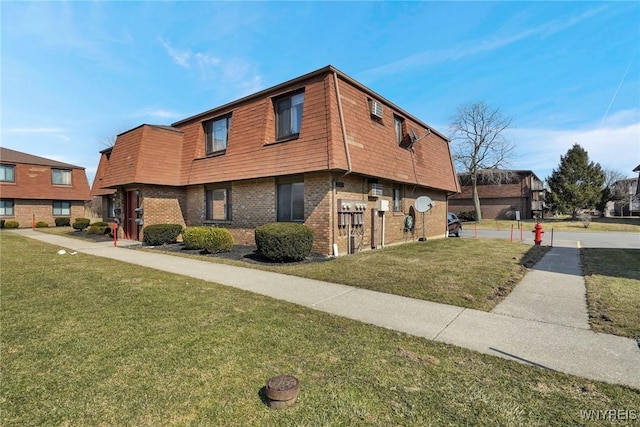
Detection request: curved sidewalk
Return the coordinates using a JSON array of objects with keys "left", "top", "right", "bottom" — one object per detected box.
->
[{"left": 9, "top": 229, "right": 640, "bottom": 390}]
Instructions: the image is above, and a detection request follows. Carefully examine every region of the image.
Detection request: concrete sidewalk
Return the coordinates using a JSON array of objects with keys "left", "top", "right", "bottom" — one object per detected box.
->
[{"left": 9, "top": 229, "right": 640, "bottom": 390}]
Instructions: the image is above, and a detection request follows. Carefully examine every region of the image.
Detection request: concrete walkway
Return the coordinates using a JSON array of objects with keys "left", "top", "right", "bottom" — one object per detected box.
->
[{"left": 8, "top": 229, "right": 640, "bottom": 390}]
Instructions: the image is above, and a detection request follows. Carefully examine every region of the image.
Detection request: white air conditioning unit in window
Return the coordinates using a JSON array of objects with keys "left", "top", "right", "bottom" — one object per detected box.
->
[
  {"left": 369, "top": 100, "right": 384, "bottom": 119},
  {"left": 370, "top": 183, "right": 383, "bottom": 198}
]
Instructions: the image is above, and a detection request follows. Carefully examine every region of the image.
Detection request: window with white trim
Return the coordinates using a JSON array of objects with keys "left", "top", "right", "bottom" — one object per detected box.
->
[{"left": 52, "top": 169, "right": 72, "bottom": 186}]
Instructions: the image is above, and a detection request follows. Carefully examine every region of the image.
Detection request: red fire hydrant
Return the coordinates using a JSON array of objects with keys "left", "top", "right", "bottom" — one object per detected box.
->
[{"left": 532, "top": 222, "right": 544, "bottom": 246}]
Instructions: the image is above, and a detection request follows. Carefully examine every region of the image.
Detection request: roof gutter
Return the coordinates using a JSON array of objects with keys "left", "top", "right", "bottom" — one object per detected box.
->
[{"left": 333, "top": 71, "right": 352, "bottom": 174}]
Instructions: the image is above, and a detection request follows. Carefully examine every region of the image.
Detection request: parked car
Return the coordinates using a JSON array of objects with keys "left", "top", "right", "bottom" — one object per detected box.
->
[{"left": 447, "top": 212, "right": 462, "bottom": 237}]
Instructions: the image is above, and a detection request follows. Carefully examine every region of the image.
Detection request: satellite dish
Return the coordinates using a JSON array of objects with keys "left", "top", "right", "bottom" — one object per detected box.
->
[{"left": 415, "top": 196, "right": 433, "bottom": 213}]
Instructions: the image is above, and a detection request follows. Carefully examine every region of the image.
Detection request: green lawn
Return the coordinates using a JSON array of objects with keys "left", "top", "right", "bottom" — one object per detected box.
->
[
  {"left": 146, "top": 239, "right": 549, "bottom": 312},
  {"left": 583, "top": 248, "right": 640, "bottom": 339},
  {"left": 473, "top": 216, "right": 640, "bottom": 233},
  {"left": 1, "top": 232, "right": 639, "bottom": 426}
]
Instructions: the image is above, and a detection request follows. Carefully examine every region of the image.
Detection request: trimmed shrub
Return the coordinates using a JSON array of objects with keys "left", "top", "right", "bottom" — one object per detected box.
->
[
  {"left": 457, "top": 210, "right": 479, "bottom": 221},
  {"left": 87, "top": 223, "right": 110, "bottom": 235},
  {"left": 35, "top": 221, "right": 49, "bottom": 228},
  {"left": 4, "top": 220, "right": 19, "bottom": 229},
  {"left": 72, "top": 218, "right": 91, "bottom": 231},
  {"left": 55, "top": 217, "right": 71, "bottom": 227},
  {"left": 183, "top": 226, "right": 234, "bottom": 253},
  {"left": 255, "top": 222, "right": 314, "bottom": 262},
  {"left": 142, "top": 224, "right": 183, "bottom": 246},
  {"left": 0, "top": 220, "right": 4, "bottom": 229}
]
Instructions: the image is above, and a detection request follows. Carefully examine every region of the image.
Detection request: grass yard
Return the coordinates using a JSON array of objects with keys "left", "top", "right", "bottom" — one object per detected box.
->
[
  {"left": 1, "top": 232, "right": 638, "bottom": 426},
  {"left": 254, "top": 239, "right": 548, "bottom": 311},
  {"left": 583, "top": 248, "right": 640, "bottom": 339},
  {"left": 474, "top": 216, "right": 640, "bottom": 233},
  {"left": 142, "top": 238, "right": 550, "bottom": 311}
]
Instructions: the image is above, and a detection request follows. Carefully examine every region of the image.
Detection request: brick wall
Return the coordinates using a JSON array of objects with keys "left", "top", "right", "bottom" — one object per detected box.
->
[
  {"left": 4, "top": 199, "right": 86, "bottom": 227},
  {"left": 140, "top": 186, "right": 188, "bottom": 231},
  {"left": 332, "top": 174, "right": 448, "bottom": 255},
  {"left": 449, "top": 196, "right": 531, "bottom": 219},
  {"left": 128, "top": 173, "right": 448, "bottom": 256}
]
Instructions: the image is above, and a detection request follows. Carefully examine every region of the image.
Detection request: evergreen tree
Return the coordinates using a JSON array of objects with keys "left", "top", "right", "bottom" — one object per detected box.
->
[{"left": 546, "top": 144, "right": 605, "bottom": 218}]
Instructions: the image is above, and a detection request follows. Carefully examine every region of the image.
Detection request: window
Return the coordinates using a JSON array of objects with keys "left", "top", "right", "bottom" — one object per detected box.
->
[
  {"left": 277, "top": 179, "right": 304, "bottom": 222},
  {"left": 0, "top": 199, "right": 14, "bottom": 216},
  {"left": 393, "top": 184, "right": 402, "bottom": 212},
  {"left": 0, "top": 164, "right": 15, "bottom": 182},
  {"left": 204, "top": 116, "right": 231, "bottom": 154},
  {"left": 276, "top": 92, "right": 304, "bottom": 140},
  {"left": 53, "top": 201, "right": 71, "bottom": 216},
  {"left": 206, "top": 187, "right": 231, "bottom": 221},
  {"left": 52, "top": 169, "right": 72, "bottom": 185},
  {"left": 106, "top": 195, "right": 116, "bottom": 218},
  {"left": 394, "top": 116, "right": 405, "bottom": 144}
]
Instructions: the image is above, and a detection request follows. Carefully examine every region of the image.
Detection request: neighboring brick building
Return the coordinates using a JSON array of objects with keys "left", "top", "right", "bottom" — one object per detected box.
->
[
  {"left": 91, "top": 65, "right": 460, "bottom": 255},
  {"left": 449, "top": 169, "right": 545, "bottom": 220},
  {"left": 0, "top": 147, "right": 91, "bottom": 227}
]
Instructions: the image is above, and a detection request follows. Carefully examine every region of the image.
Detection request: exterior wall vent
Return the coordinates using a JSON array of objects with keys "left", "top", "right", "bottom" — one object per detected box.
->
[{"left": 369, "top": 100, "right": 384, "bottom": 119}]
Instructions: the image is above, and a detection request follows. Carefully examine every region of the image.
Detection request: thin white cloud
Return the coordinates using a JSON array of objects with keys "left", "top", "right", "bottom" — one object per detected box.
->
[
  {"left": 7, "top": 127, "right": 66, "bottom": 133},
  {"left": 158, "top": 38, "right": 263, "bottom": 98},
  {"left": 508, "top": 109, "right": 640, "bottom": 180},
  {"left": 159, "top": 38, "right": 192, "bottom": 68},
  {"left": 129, "top": 108, "right": 183, "bottom": 120},
  {"left": 359, "top": 5, "right": 606, "bottom": 82}
]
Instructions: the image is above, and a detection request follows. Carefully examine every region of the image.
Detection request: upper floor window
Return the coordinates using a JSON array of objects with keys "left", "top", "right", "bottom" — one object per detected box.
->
[
  {"left": 276, "top": 92, "right": 304, "bottom": 140},
  {"left": 52, "top": 169, "right": 72, "bottom": 186},
  {"left": 204, "top": 115, "right": 231, "bottom": 154},
  {"left": 206, "top": 186, "right": 231, "bottom": 221},
  {"left": 52, "top": 200, "right": 71, "bottom": 216},
  {"left": 394, "top": 116, "right": 405, "bottom": 144},
  {"left": 0, "top": 199, "right": 14, "bottom": 216},
  {"left": 0, "top": 164, "right": 15, "bottom": 182}
]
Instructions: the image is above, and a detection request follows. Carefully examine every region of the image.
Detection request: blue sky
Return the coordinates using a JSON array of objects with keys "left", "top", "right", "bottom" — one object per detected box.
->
[{"left": 2, "top": 1, "right": 639, "bottom": 185}]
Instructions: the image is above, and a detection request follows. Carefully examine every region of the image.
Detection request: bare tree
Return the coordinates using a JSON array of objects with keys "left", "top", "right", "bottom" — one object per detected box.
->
[
  {"left": 449, "top": 101, "right": 514, "bottom": 222},
  {"left": 99, "top": 136, "right": 117, "bottom": 149},
  {"left": 597, "top": 168, "right": 628, "bottom": 215}
]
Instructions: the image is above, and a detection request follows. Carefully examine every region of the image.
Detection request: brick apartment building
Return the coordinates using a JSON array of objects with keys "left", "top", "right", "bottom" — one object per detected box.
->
[
  {"left": 449, "top": 169, "right": 545, "bottom": 220},
  {"left": 0, "top": 147, "right": 91, "bottom": 226},
  {"left": 91, "top": 65, "right": 460, "bottom": 255}
]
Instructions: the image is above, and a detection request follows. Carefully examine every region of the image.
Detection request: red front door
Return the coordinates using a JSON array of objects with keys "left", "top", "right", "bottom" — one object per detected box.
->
[{"left": 123, "top": 190, "right": 140, "bottom": 240}]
